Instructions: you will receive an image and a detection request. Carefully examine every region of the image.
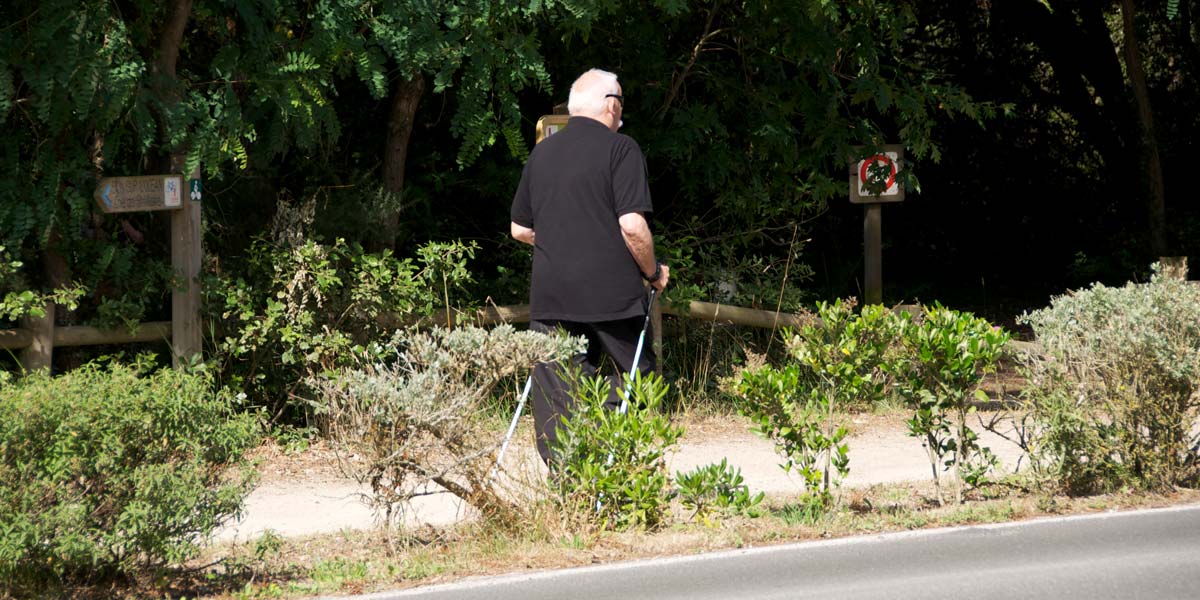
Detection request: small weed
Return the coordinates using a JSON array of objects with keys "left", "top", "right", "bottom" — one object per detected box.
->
[
  {"left": 891, "top": 512, "right": 930, "bottom": 529},
  {"left": 560, "top": 534, "right": 588, "bottom": 550},
  {"left": 941, "top": 502, "right": 1016, "bottom": 526},
  {"left": 274, "top": 426, "right": 318, "bottom": 454},
  {"left": 233, "top": 582, "right": 284, "bottom": 600},
  {"left": 1036, "top": 494, "right": 1063, "bottom": 513},
  {"left": 774, "top": 496, "right": 829, "bottom": 527},
  {"left": 310, "top": 558, "right": 369, "bottom": 585},
  {"left": 402, "top": 553, "right": 446, "bottom": 581}
]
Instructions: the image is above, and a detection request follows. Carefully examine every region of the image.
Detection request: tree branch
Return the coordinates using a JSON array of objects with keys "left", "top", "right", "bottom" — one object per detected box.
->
[{"left": 657, "top": 3, "right": 725, "bottom": 120}]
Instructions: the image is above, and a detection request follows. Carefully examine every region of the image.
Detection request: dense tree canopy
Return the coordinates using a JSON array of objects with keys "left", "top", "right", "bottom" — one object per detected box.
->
[{"left": 1, "top": 0, "right": 1197, "bottom": 335}]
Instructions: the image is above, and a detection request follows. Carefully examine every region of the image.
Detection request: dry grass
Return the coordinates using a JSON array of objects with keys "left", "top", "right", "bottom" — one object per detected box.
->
[
  {"left": 43, "top": 409, "right": 1200, "bottom": 599},
  {"left": 104, "top": 477, "right": 1200, "bottom": 599}
]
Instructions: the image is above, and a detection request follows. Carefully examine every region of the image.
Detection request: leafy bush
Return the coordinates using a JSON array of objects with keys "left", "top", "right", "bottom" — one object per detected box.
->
[
  {"left": 0, "top": 361, "right": 259, "bottom": 587},
  {"left": 897, "top": 304, "right": 1010, "bottom": 504},
  {"left": 733, "top": 300, "right": 904, "bottom": 515},
  {"left": 735, "top": 362, "right": 848, "bottom": 514},
  {"left": 787, "top": 300, "right": 905, "bottom": 412},
  {"left": 0, "top": 244, "right": 84, "bottom": 324},
  {"left": 312, "top": 325, "right": 583, "bottom": 542},
  {"left": 551, "top": 372, "right": 683, "bottom": 531},
  {"left": 1019, "top": 265, "right": 1200, "bottom": 493},
  {"left": 675, "top": 459, "right": 764, "bottom": 522},
  {"left": 208, "top": 200, "right": 480, "bottom": 424}
]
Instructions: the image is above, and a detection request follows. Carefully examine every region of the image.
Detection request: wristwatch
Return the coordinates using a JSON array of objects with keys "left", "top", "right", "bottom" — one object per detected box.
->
[{"left": 644, "top": 261, "right": 663, "bottom": 283}]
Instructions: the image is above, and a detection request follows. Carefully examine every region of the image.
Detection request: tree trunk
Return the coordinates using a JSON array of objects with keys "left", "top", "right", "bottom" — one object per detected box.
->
[
  {"left": 999, "top": 1, "right": 1133, "bottom": 185},
  {"left": 382, "top": 74, "right": 426, "bottom": 249},
  {"left": 1119, "top": 0, "right": 1168, "bottom": 256}
]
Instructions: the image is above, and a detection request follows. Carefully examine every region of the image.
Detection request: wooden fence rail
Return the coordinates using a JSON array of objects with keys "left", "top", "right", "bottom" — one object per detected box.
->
[
  {"left": 0, "top": 301, "right": 1062, "bottom": 376},
  {"left": 3, "top": 299, "right": 821, "bottom": 373}
]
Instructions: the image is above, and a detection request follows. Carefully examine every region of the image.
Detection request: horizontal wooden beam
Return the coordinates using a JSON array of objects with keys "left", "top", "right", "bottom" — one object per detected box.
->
[
  {"left": 2, "top": 321, "right": 172, "bottom": 350},
  {"left": 394, "top": 301, "right": 815, "bottom": 331},
  {"left": 53, "top": 322, "right": 171, "bottom": 347},
  {"left": 661, "top": 300, "right": 814, "bottom": 329},
  {"left": 0, "top": 327, "right": 33, "bottom": 350}
]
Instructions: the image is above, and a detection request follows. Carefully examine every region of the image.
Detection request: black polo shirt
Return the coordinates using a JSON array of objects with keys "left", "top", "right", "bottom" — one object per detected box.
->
[{"left": 511, "top": 117, "right": 654, "bottom": 322}]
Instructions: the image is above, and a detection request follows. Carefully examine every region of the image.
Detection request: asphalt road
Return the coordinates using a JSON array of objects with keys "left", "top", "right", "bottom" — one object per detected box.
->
[{"left": 353, "top": 504, "right": 1200, "bottom": 600}]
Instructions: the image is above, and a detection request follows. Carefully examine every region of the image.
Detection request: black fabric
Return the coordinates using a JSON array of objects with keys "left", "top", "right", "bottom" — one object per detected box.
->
[
  {"left": 529, "top": 315, "right": 656, "bottom": 465},
  {"left": 511, "top": 117, "right": 654, "bottom": 322}
]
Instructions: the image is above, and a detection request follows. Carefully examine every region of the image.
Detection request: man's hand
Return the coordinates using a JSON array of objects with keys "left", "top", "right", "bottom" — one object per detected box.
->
[{"left": 650, "top": 263, "right": 670, "bottom": 292}]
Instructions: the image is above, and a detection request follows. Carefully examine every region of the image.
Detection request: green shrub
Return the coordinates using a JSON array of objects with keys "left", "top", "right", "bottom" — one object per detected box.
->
[
  {"left": 551, "top": 372, "right": 683, "bottom": 531},
  {"left": 786, "top": 300, "right": 905, "bottom": 413},
  {"left": 735, "top": 362, "right": 847, "bottom": 515},
  {"left": 207, "top": 203, "right": 479, "bottom": 425},
  {"left": 675, "top": 459, "right": 764, "bottom": 522},
  {"left": 897, "top": 304, "right": 1010, "bottom": 504},
  {"left": 1019, "top": 264, "right": 1200, "bottom": 493},
  {"left": 0, "top": 361, "right": 259, "bottom": 587},
  {"left": 733, "top": 300, "right": 904, "bottom": 516}
]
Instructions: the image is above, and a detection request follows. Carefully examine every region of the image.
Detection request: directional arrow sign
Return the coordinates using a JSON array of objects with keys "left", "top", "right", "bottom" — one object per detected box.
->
[{"left": 94, "top": 175, "right": 184, "bottom": 213}]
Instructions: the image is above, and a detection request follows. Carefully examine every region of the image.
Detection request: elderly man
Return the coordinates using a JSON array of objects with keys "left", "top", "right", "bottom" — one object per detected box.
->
[{"left": 510, "top": 68, "right": 671, "bottom": 464}]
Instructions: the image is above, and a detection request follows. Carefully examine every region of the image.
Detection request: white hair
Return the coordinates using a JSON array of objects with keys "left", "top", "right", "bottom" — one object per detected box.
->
[{"left": 567, "top": 69, "right": 620, "bottom": 117}]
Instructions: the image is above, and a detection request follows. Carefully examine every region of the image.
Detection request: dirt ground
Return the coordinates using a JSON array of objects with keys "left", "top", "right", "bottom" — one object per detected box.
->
[{"left": 214, "top": 411, "right": 1027, "bottom": 543}]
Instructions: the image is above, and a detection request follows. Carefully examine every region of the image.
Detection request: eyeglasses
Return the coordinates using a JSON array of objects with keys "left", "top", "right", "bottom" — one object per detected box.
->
[{"left": 605, "top": 93, "right": 624, "bottom": 108}]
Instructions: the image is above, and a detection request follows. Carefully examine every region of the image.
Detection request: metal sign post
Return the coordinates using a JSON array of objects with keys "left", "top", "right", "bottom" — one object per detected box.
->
[{"left": 849, "top": 145, "right": 905, "bottom": 305}]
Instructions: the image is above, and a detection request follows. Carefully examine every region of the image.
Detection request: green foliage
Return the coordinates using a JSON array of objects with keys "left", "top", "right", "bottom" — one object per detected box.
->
[
  {"left": 0, "top": 245, "right": 85, "bottom": 324},
  {"left": 0, "top": 360, "right": 259, "bottom": 588},
  {"left": 674, "top": 459, "right": 764, "bottom": 522},
  {"left": 310, "top": 0, "right": 556, "bottom": 166},
  {"left": 896, "top": 304, "right": 1010, "bottom": 504},
  {"left": 207, "top": 201, "right": 478, "bottom": 424},
  {"left": 1018, "top": 264, "right": 1200, "bottom": 493},
  {"left": 313, "top": 325, "right": 584, "bottom": 536},
  {"left": 733, "top": 300, "right": 906, "bottom": 514},
  {"left": 735, "top": 361, "right": 848, "bottom": 515},
  {"left": 787, "top": 300, "right": 905, "bottom": 412},
  {"left": 549, "top": 1, "right": 998, "bottom": 296},
  {"left": 551, "top": 372, "right": 683, "bottom": 531}
]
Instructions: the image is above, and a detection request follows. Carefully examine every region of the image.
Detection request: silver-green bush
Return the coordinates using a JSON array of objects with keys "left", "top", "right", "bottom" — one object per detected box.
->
[
  {"left": 0, "top": 361, "right": 259, "bottom": 588},
  {"left": 313, "top": 325, "right": 583, "bottom": 538},
  {"left": 1019, "top": 265, "right": 1200, "bottom": 493}
]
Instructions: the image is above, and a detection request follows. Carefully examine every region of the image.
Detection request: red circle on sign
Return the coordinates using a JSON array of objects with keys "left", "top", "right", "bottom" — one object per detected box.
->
[{"left": 859, "top": 154, "right": 897, "bottom": 191}]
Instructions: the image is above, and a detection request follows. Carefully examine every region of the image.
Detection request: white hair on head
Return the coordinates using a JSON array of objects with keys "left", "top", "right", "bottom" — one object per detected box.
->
[{"left": 567, "top": 68, "right": 619, "bottom": 117}]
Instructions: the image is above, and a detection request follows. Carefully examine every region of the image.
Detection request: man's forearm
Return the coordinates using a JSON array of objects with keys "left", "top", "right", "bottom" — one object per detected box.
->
[
  {"left": 511, "top": 221, "right": 535, "bottom": 246},
  {"left": 618, "top": 213, "right": 656, "bottom": 277}
]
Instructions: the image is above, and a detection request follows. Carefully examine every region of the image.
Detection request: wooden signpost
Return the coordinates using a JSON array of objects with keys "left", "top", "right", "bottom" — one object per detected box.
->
[
  {"left": 90, "top": 165, "right": 202, "bottom": 369},
  {"left": 849, "top": 145, "right": 905, "bottom": 305},
  {"left": 535, "top": 114, "right": 570, "bottom": 144},
  {"left": 94, "top": 175, "right": 184, "bottom": 213}
]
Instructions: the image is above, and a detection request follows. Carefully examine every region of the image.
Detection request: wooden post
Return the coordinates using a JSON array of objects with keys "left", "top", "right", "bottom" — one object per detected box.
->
[
  {"left": 864, "top": 203, "right": 883, "bottom": 305},
  {"left": 171, "top": 159, "right": 202, "bottom": 367},
  {"left": 18, "top": 300, "right": 54, "bottom": 372}
]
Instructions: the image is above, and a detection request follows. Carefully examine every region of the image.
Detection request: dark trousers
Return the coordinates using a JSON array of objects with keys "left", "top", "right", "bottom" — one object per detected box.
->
[{"left": 530, "top": 316, "right": 655, "bottom": 464}]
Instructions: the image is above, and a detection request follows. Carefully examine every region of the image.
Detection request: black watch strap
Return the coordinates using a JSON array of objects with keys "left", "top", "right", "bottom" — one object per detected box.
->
[{"left": 644, "top": 261, "right": 663, "bottom": 283}]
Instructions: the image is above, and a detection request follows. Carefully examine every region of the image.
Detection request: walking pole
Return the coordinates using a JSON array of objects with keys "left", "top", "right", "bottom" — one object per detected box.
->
[
  {"left": 488, "top": 375, "right": 533, "bottom": 485},
  {"left": 597, "top": 288, "right": 657, "bottom": 512},
  {"left": 617, "top": 288, "right": 657, "bottom": 415}
]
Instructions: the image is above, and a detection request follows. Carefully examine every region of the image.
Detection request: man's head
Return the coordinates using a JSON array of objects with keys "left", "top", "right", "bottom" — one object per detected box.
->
[{"left": 568, "top": 68, "right": 623, "bottom": 132}]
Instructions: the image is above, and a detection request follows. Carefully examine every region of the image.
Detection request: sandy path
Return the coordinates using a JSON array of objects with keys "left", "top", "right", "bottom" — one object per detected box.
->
[{"left": 214, "top": 414, "right": 1027, "bottom": 543}]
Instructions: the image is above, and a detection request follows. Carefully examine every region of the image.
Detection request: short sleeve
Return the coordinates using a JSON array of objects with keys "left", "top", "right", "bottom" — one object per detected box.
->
[
  {"left": 611, "top": 136, "right": 653, "bottom": 217},
  {"left": 511, "top": 161, "right": 534, "bottom": 227}
]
